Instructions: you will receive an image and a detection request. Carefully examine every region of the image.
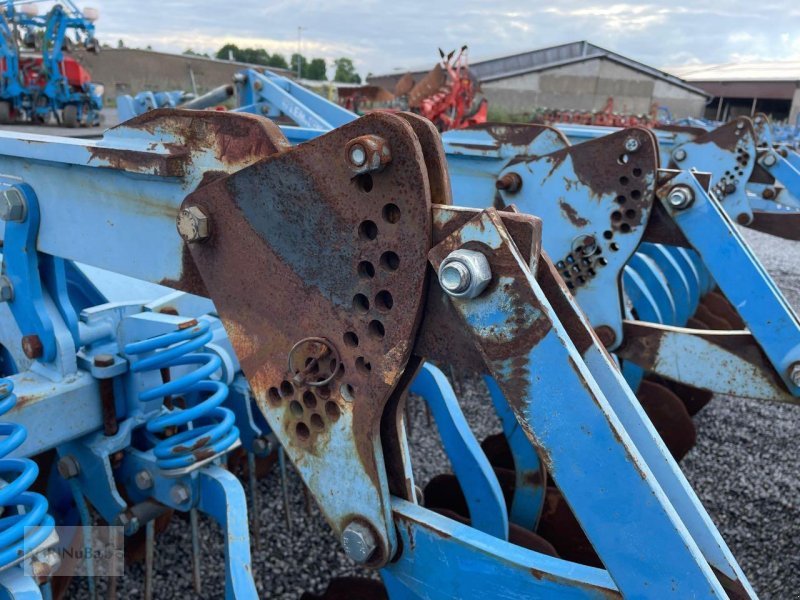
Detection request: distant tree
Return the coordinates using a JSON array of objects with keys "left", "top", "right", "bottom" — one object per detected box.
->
[
  {"left": 333, "top": 58, "right": 360, "bottom": 83},
  {"left": 216, "top": 43, "right": 239, "bottom": 61},
  {"left": 290, "top": 53, "right": 308, "bottom": 77},
  {"left": 306, "top": 58, "right": 327, "bottom": 80},
  {"left": 183, "top": 48, "right": 210, "bottom": 58},
  {"left": 266, "top": 53, "right": 288, "bottom": 69},
  {"left": 116, "top": 39, "right": 125, "bottom": 49}
]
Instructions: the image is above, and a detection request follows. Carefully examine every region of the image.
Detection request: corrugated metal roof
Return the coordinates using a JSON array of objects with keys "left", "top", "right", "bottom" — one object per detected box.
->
[
  {"left": 368, "top": 40, "right": 706, "bottom": 96},
  {"left": 666, "top": 61, "right": 800, "bottom": 82}
]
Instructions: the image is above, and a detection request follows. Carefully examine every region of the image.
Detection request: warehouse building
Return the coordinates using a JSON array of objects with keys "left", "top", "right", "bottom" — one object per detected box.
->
[
  {"left": 368, "top": 41, "right": 709, "bottom": 119},
  {"left": 666, "top": 61, "right": 800, "bottom": 123}
]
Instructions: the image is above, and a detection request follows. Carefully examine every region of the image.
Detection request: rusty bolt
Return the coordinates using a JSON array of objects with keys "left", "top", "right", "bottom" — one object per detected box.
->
[
  {"left": 762, "top": 188, "right": 776, "bottom": 200},
  {"left": 341, "top": 521, "right": 378, "bottom": 564},
  {"left": 170, "top": 484, "right": 190, "bottom": 505},
  {"left": 57, "top": 455, "right": 80, "bottom": 479},
  {"left": 762, "top": 154, "right": 777, "bottom": 167},
  {"left": 176, "top": 206, "right": 210, "bottom": 243},
  {"left": 21, "top": 334, "right": 43, "bottom": 359},
  {"left": 736, "top": 213, "right": 751, "bottom": 225},
  {"left": 93, "top": 353, "right": 115, "bottom": 368},
  {"left": 724, "top": 182, "right": 737, "bottom": 195},
  {"left": 134, "top": 470, "right": 154, "bottom": 490},
  {"left": 30, "top": 549, "right": 60, "bottom": 578},
  {"left": 253, "top": 79, "right": 263, "bottom": 91},
  {"left": 439, "top": 249, "right": 492, "bottom": 300},
  {"left": 789, "top": 363, "right": 800, "bottom": 387},
  {"left": 624, "top": 137, "right": 640, "bottom": 152},
  {"left": 666, "top": 186, "right": 694, "bottom": 210},
  {"left": 345, "top": 135, "right": 391, "bottom": 174},
  {"left": 595, "top": 325, "right": 617, "bottom": 348},
  {"left": 673, "top": 149, "right": 687, "bottom": 162},
  {"left": 0, "top": 276, "right": 13, "bottom": 303},
  {"left": 495, "top": 172, "right": 523, "bottom": 193},
  {"left": 0, "top": 187, "right": 26, "bottom": 222}
]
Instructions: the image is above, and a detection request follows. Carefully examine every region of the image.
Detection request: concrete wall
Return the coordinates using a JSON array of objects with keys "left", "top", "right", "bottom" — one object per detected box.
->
[
  {"left": 73, "top": 48, "right": 291, "bottom": 103},
  {"left": 482, "top": 57, "right": 706, "bottom": 118}
]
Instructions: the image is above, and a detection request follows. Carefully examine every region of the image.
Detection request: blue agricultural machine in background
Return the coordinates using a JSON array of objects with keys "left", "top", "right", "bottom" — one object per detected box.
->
[
  {"left": 0, "top": 0, "right": 102, "bottom": 126},
  {"left": 0, "top": 64, "right": 795, "bottom": 599}
]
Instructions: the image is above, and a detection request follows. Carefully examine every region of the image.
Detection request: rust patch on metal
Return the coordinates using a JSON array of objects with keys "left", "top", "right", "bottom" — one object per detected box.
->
[
  {"left": 182, "top": 112, "right": 433, "bottom": 498},
  {"left": 558, "top": 200, "right": 588, "bottom": 227},
  {"left": 467, "top": 122, "right": 569, "bottom": 148},
  {"left": 396, "top": 112, "right": 452, "bottom": 206}
]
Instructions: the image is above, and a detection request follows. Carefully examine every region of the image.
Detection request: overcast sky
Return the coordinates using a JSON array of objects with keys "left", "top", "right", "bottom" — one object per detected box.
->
[{"left": 87, "top": 1, "right": 800, "bottom": 77}]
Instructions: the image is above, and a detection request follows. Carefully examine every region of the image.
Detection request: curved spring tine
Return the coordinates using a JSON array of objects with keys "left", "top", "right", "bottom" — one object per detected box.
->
[
  {"left": 638, "top": 243, "right": 692, "bottom": 326},
  {"left": 622, "top": 265, "right": 665, "bottom": 324},
  {"left": 410, "top": 363, "right": 509, "bottom": 540},
  {"left": 662, "top": 246, "right": 702, "bottom": 315},
  {"left": 483, "top": 376, "right": 546, "bottom": 531},
  {"left": 628, "top": 253, "right": 678, "bottom": 325}
]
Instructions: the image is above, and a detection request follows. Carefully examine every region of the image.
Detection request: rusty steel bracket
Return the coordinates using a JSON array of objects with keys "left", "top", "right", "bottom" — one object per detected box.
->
[
  {"left": 424, "top": 207, "right": 733, "bottom": 597},
  {"left": 617, "top": 321, "right": 799, "bottom": 404},
  {"left": 492, "top": 126, "right": 660, "bottom": 350},
  {"left": 180, "top": 112, "right": 437, "bottom": 567},
  {"left": 667, "top": 116, "right": 756, "bottom": 225}
]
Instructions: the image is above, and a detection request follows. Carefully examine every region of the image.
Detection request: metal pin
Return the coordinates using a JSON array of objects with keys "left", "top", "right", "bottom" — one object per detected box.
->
[
  {"left": 247, "top": 451, "right": 261, "bottom": 552},
  {"left": 144, "top": 520, "right": 154, "bottom": 600},
  {"left": 68, "top": 478, "right": 96, "bottom": 600},
  {"left": 190, "top": 508, "right": 202, "bottom": 595},
  {"left": 278, "top": 446, "right": 293, "bottom": 533}
]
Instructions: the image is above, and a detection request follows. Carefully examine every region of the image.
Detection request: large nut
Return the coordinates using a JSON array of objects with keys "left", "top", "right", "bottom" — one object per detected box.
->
[
  {"left": 438, "top": 249, "right": 492, "bottom": 299},
  {"left": 624, "top": 137, "right": 640, "bottom": 152},
  {"left": 789, "top": 362, "right": 800, "bottom": 387},
  {"left": 176, "top": 206, "right": 210, "bottom": 243},
  {"left": 57, "top": 455, "right": 80, "bottom": 479},
  {"left": 135, "top": 470, "right": 154, "bottom": 490},
  {"left": 666, "top": 185, "right": 694, "bottom": 210},
  {"left": 345, "top": 135, "right": 391, "bottom": 174},
  {"left": 170, "top": 484, "right": 190, "bottom": 505},
  {"left": 341, "top": 521, "right": 378, "bottom": 564},
  {"left": 673, "top": 148, "right": 687, "bottom": 162},
  {"left": 0, "top": 187, "right": 26, "bottom": 222}
]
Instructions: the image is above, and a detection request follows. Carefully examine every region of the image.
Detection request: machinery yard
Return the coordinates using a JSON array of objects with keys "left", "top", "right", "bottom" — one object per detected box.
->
[{"left": 0, "top": 2, "right": 798, "bottom": 599}]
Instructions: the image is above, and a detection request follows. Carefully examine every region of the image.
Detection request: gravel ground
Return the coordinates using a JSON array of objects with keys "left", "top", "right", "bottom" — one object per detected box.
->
[{"left": 67, "top": 226, "right": 799, "bottom": 599}]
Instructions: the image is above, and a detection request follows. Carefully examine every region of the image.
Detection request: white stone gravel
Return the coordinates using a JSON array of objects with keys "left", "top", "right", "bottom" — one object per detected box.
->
[{"left": 68, "top": 226, "right": 799, "bottom": 599}]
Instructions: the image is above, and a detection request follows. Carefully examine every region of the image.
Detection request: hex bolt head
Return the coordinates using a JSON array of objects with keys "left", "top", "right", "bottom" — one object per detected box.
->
[
  {"left": 341, "top": 521, "right": 378, "bottom": 564},
  {"left": 134, "top": 470, "right": 154, "bottom": 490},
  {"left": 666, "top": 186, "right": 694, "bottom": 210},
  {"left": 170, "top": 484, "right": 190, "bottom": 505},
  {"left": 624, "top": 137, "right": 640, "bottom": 152},
  {"left": 348, "top": 144, "right": 366, "bottom": 167},
  {"left": 93, "top": 353, "right": 115, "bottom": 368},
  {"left": 495, "top": 172, "right": 522, "bottom": 193},
  {"left": 176, "top": 206, "right": 210, "bottom": 243},
  {"left": 30, "top": 549, "right": 60, "bottom": 578},
  {"left": 21, "top": 334, "right": 43, "bottom": 359},
  {"left": 438, "top": 249, "right": 492, "bottom": 299},
  {"left": 0, "top": 187, "right": 27, "bottom": 222},
  {"left": 673, "top": 148, "right": 687, "bottom": 162},
  {"left": 789, "top": 362, "right": 800, "bottom": 387},
  {"left": 57, "top": 455, "right": 80, "bottom": 479},
  {"left": 344, "top": 135, "right": 391, "bottom": 174},
  {"left": 0, "top": 276, "right": 13, "bottom": 303},
  {"left": 252, "top": 436, "right": 272, "bottom": 455},
  {"left": 762, "top": 154, "right": 777, "bottom": 167},
  {"left": 118, "top": 513, "right": 140, "bottom": 536}
]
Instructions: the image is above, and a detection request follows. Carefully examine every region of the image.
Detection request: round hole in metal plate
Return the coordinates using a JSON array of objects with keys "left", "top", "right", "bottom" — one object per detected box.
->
[
  {"left": 380, "top": 251, "right": 400, "bottom": 271},
  {"left": 296, "top": 422, "right": 310, "bottom": 440},
  {"left": 303, "top": 390, "right": 317, "bottom": 409},
  {"left": 368, "top": 320, "right": 385, "bottom": 340},
  {"left": 325, "top": 401, "right": 341, "bottom": 421},
  {"left": 280, "top": 380, "right": 294, "bottom": 397},
  {"left": 343, "top": 331, "right": 359, "bottom": 347},
  {"left": 356, "top": 357, "right": 372, "bottom": 374},
  {"left": 310, "top": 413, "right": 324, "bottom": 430},
  {"left": 382, "top": 203, "right": 401, "bottom": 224},
  {"left": 290, "top": 400, "right": 303, "bottom": 417},
  {"left": 358, "top": 220, "right": 378, "bottom": 240},
  {"left": 340, "top": 383, "right": 356, "bottom": 402},
  {"left": 375, "top": 290, "right": 393, "bottom": 312},
  {"left": 353, "top": 294, "right": 370, "bottom": 313},
  {"left": 268, "top": 387, "right": 281, "bottom": 406},
  {"left": 358, "top": 261, "right": 375, "bottom": 279}
]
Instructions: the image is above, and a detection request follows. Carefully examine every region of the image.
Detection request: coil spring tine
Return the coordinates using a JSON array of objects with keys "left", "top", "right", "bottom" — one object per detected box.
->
[
  {"left": 123, "top": 319, "right": 239, "bottom": 471},
  {"left": 247, "top": 451, "right": 261, "bottom": 552},
  {"left": 144, "top": 520, "right": 154, "bottom": 600},
  {"left": 190, "top": 508, "right": 202, "bottom": 595},
  {"left": 278, "top": 447, "right": 292, "bottom": 534},
  {"left": 0, "top": 379, "right": 55, "bottom": 574}
]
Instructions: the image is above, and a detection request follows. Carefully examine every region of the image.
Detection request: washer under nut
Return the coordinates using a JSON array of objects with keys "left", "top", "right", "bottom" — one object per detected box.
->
[{"left": 438, "top": 249, "right": 492, "bottom": 299}]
